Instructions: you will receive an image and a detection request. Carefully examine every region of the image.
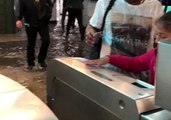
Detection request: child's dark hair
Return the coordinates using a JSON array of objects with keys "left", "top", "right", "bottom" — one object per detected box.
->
[{"left": 156, "top": 11, "right": 171, "bottom": 32}]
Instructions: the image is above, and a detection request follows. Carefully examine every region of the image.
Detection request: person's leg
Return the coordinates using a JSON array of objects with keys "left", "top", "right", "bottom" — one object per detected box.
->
[
  {"left": 38, "top": 24, "right": 50, "bottom": 68},
  {"left": 76, "top": 10, "right": 85, "bottom": 40},
  {"left": 25, "top": 26, "right": 37, "bottom": 68},
  {"left": 61, "top": 7, "right": 67, "bottom": 32},
  {"left": 71, "top": 18, "right": 76, "bottom": 30},
  {"left": 66, "top": 8, "right": 76, "bottom": 38}
]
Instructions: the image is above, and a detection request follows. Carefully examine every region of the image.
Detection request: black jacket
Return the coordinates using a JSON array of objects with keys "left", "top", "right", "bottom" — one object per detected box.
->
[
  {"left": 16, "top": 0, "right": 56, "bottom": 26},
  {"left": 66, "top": 0, "right": 84, "bottom": 10}
]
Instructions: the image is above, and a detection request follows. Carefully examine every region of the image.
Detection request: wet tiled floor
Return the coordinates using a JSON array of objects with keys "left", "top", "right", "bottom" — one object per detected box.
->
[
  {"left": 0, "top": 24, "right": 90, "bottom": 67},
  {"left": 0, "top": 0, "right": 90, "bottom": 102},
  {"left": 0, "top": 23, "right": 90, "bottom": 102}
]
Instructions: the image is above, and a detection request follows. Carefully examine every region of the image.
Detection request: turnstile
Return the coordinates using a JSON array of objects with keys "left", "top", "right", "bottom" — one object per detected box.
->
[{"left": 47, "top": 57, "right": 160, "bottom": 120}]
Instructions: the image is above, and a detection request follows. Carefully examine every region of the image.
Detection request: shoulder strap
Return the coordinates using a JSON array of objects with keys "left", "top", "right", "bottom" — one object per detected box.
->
[{"left": 101, "top": 0, "right": 116, "bottom": 30}]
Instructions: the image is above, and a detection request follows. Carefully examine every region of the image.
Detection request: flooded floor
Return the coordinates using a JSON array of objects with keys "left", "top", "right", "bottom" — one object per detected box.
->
[
  {"left": 0, "top": 23, "right": 91, "bottom": 102},
  {"left": 0, "top": 24, "right": 90, "bottom": 67}
]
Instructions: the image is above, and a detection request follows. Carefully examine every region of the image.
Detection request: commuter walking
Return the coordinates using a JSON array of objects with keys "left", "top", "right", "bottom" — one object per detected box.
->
[
  {"left": 61, "top": 0, "right": 75, "bottom": 34},
  {"left": 15, "top": 0, "right": 56, "bottom": 70},
  {"left": 65, "top": 0, "right": 85, "bottom": 40}
]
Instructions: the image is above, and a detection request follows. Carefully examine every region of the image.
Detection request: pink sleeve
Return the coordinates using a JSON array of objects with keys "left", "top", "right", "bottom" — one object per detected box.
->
[{"left": 108, "top": 49, "right": 156, "bottom": 73}]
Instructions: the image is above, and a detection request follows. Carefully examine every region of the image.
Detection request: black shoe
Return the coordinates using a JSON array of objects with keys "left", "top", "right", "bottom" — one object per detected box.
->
[
  {"left": 61, "top": 30, "right": 64, "bottom": 36},
  {"left": 81, "top": 36, "right": 84, "bottom": 41},
  {"left": 65, "top": 35, "right": 68, "bottom": 40},
  {"left": 40, "top": 61, "right": 47, "bottom": 67}
]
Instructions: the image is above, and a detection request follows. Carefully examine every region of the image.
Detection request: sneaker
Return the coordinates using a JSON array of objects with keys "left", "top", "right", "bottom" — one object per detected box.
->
[
  {"left": 37, "top": 62, "right": 47, "bottom": 71},
  {"left": 24, "top": 65, "right": 36, "bottom": 71},
  {"left": 40, "top": 61, "right": 47, "bottom": 67}
]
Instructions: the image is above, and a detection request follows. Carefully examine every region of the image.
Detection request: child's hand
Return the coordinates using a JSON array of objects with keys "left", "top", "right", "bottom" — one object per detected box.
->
[{"left": 84, "top": 56, "right": 109, "bottom": 67}]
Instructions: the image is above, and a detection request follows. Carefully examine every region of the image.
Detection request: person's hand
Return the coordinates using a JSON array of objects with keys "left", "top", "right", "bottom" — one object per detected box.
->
[
  {"left": 85, "top": 24, "right": 99, "bottom": 46},
  {"left": 16, "top": 20, "right": 23, "bottom": 28},
  {"left": 84, "top": 56, "right": 109, "bottom": 67}
]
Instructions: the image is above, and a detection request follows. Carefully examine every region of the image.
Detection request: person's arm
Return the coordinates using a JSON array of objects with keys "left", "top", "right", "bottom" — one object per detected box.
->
[
  {"left": 48, "top": 0, "right": 56, "bottom": 7},
  {"left": 52, "top": 0, "right": 56, "bottom": 5},
  {"left": 15, "top": 0, "right": 22, "bottom": 20},
  {"left": 85, "top": 0, "right": 104, "bottom": 45},
  {"left": 85, "top": 49, "right": 156, "bottom": 73},
  {"left": 148, "top": 1, "right": 164, "bottom": 50},
  {"left": 85, "top": 24, "right": 101, "bottom": 46},
  {"left": 108, "top": 49, "right": 156, "bottom": 73},
  {"left": 15, "top": 0, "right": 23, "bottom": 28}
]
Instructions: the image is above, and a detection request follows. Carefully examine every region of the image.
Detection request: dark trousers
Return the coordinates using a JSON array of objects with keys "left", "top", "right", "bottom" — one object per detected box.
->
[
  {"left": 61, "top": 8, "right": 67, "bottom": 31},
  {"left": 61, "top": 8, "right": 75, "bottom": 32},
  {"left": 25, "top": 24, "right": 50, "bottom": 66},
  {"left": 66, "top": 8, "right": 84, "bottom": 40}
]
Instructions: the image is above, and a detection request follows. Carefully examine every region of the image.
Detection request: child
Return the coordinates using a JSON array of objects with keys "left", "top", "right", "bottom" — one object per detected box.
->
[{"left": 85, "top": 11, "right": 171, "bottom": 85}]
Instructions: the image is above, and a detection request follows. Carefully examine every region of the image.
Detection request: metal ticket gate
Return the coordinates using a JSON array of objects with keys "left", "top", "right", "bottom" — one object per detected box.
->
[{"left": 46, "top": 57, "right": 164, "bottom": 120}]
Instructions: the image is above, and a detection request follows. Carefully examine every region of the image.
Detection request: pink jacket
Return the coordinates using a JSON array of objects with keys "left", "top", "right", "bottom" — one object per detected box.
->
[{"left": 108, "top": 49, "right": 157, "bottom": 85}]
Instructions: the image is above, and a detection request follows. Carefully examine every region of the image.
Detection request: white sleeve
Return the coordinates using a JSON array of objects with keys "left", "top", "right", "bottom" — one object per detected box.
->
[
  {"left": 148, "top": 1, "right": 164, "bottom": 50},
  {"left": 153, "top": 2, "right": 164, "bottom": 19},
  {"left": 89, "top": 0, "right": 108, "bottom": 29}
]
